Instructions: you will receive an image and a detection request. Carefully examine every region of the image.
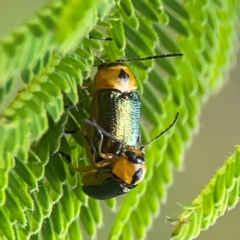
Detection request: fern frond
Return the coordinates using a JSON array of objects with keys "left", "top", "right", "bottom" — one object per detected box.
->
[
  {"left": 0, "top": 0, "right": 239, "bottom": 239},
  {"left": 171, "top": 147, "right": 240, "bottom": 240}
]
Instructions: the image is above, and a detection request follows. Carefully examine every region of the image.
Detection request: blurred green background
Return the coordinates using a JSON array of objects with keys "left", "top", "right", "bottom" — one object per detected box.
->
[{"left": 1, "top": 1, "right": 240, "bottom": 239}]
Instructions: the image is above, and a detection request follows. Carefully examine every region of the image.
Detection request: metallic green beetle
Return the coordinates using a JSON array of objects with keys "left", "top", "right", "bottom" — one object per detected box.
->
[{"left": 75, "top": 54, "right": 181, "bottom": 199}]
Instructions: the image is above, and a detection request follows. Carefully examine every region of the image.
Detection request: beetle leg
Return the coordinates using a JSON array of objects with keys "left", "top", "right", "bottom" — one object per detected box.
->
[
  {"left": 58, "top": 151, "right": 72, "bottom": 163},
  {"left": 85, "top": 118, "right": 124, "bottom": 144},
  {"left": 95, "top": 123, "right": 118, "bottom": 160},
  {"left": 64, "top": 129, "right": 79, "bottom": 134},
  {"left": 84, "top": 134, "right": 97, "bottom": 165},
  {"left": 74, "top": 165, "right": 98, "bottom": 172},
  {"left": 64, "top": 83, "right": 94, "bottom": 109},
  {"left": 74, "top": 158, "right": 115, "bottom": 173},
  {"left": 86, "top": 118, "right": 119, "bottom": 162},
  {"left": 85, "top": 118, "right": 119, "bottom": 165},
  {"left": 64, "top": 104, "right": 76, "bottom": 110},
  {"left": 64, "top": 96, "right": 90, "bottom": 110},
  {"left": 137, "top": 130, "right": 142, "bottom": 147},
  {"left": 58, "top": 151, "right": 100, "bottom": 173},
  {"left": 80, "top": 82, "right": 95, "bottom": 90}
]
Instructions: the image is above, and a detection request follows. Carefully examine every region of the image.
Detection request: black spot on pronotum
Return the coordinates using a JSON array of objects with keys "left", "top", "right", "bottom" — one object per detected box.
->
[{"left": 118, "top": 69, "right": 129, "bottom": 81}]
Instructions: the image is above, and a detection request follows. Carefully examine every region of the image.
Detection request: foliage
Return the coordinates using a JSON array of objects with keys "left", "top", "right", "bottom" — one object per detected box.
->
[{"left": 0, "top": 0, "right": 239, "bottom": 239}]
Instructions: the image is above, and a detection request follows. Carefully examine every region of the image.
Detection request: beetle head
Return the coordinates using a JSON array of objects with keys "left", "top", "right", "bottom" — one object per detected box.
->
[{"left": 81, "top": 150, "right": 146, "bottom": 200}]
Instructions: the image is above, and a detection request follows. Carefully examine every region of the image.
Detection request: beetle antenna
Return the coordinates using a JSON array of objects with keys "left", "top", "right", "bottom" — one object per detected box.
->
[
  {"left": 117, "top": 53, "right": 183, "bottom": 63},
  {"left": 85, "top": 118, "right": 125, "bottom": 145},
  {"left": 141, "top": 112, "right": 179, "bottom": 151}
]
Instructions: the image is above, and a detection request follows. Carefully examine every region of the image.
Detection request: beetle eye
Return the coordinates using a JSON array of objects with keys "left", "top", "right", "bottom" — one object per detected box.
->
[
  {"left": 131, "top": 168, "right": 144, "bottom": 185},
  {"left": 125, "top": 151, "right": 135, "bottom": 159},
  {"left": 125, "top": 151, "right": 145, "bottom": 164}
]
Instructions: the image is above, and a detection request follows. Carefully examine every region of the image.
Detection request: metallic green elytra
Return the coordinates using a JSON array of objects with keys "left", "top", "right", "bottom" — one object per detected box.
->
[{"left": 93, "top": 90, "right": 140, "bottom": 154}]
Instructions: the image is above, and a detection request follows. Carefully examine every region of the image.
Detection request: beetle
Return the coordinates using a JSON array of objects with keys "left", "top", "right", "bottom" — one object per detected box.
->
[{"left": 73, "top": 56, "right": 181, "bottom": 199}]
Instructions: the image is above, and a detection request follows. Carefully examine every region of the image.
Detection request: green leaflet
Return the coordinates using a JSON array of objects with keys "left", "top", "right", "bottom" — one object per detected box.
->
[
  {"left": 51, "top": 201, "right": 65, "bottom": 236},
  {"left": 0, "top": 207, "right": 15, "bottom": 240},
  {"left": 29, "top": 193, "right": 43, "bottom": 235},
  {"left": 41, "top": 217, "right": 55, "bottom": 240},
  {"left": 35, "top": 185, "right": 51, "bottom": 217},
  {"left": 7, "top": 171, "right": 34, "bottom": 209},
  {"left": 14, "top": 159, "right": 38, "bottom": 189},
  {"left": 121, "top": 0, "right": 134, "bottom": 17},
  {"left": 67, "top": 219, "right": 83, "bottom": 240},
  {"left": 80, "top": 205, "right": 97, "bottom": 237},
  {"left": 5, "top": 189, "right": 27, "bottom": 226},
  {"left": 88, "top": 198, "right": 102, "bottom": 226}
]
